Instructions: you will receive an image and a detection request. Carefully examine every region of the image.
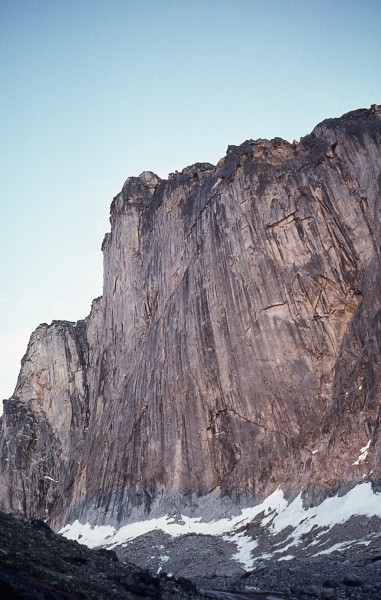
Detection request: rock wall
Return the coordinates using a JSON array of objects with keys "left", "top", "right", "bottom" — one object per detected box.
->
[{"left": 1, "top": 106, "right": 381, "bottom": 529}]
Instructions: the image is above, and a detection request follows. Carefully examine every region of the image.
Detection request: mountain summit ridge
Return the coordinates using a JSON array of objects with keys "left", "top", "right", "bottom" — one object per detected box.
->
[{"left": 1, "top": 106, "right": 381, "bottom": 530}]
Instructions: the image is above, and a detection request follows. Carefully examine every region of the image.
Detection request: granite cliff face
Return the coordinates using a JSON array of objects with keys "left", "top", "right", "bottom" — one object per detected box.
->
[{"left": 1, "top": 106, "right": 381, "bottom": 529}]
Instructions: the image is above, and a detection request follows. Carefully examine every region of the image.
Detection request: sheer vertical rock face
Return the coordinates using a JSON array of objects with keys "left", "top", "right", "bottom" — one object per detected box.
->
[{"left": 1, "top": 107, "right": 381, "bottom": 529}]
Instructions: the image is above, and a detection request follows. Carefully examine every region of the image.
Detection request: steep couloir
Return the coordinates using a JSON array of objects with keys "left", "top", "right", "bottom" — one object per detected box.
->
[{"left": 1, "top": 106, "right": 381, "bottom": 529}]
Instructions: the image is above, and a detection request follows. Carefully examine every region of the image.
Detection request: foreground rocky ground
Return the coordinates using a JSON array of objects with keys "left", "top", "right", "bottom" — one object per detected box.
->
[
  {"left": 0, "top": 511, "right": 201, "bottom": 599},
  {"left": 110, "top": 508, "right": 381, "bottom": 599},
  {"left": 128, "top": 544, "right": 381, "bottom": 599},
  {"left": 1, "top": 508, "right": 381, "bottom": 599},
  {"left": 200, "top": 547, "right": 381, "bottom": 599}
]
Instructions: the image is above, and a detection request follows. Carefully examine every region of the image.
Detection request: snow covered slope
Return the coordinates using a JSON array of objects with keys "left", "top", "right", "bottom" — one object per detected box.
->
[{"left": 60, "top": 482, "right": 381, "bottom": 573}]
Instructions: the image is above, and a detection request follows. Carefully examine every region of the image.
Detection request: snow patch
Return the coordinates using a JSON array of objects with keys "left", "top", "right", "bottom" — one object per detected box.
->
[
  {"left": 59, "top": 483, "right": 381, "bottom": 569},
  {"left": 352, "top": 439, "right": 371, "bottom": 465},
  {"left": 316, "top": 539, "right": 370, "bottom": 556},
  {"left": 60, "top": 521, "right": 116, "bottom": 549},
  {"left": 44, "top": 475, "right": 59, "bottom": 483},
  {"left": 60, "top": 488, "right": 286, "bottom": 554},
  {"left": 270, "top": 482, "right": 381, "bottom": 540}
]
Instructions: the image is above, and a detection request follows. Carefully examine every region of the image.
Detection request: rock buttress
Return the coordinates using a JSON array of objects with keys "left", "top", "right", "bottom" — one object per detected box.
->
[{"left": 1, "top": 107, "right": 381, "bottom": 527}]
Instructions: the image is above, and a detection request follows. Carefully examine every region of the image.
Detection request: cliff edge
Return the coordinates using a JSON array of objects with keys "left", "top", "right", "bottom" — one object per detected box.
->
[{"left": 1, "top": 106, "right": 381, "bottom": 529}]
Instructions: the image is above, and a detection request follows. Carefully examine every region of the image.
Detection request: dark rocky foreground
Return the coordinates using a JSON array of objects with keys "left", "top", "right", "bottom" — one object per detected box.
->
[
  {"left": 1, "top": 509, "right": 381, "bottom": 599},
  {"left": 202, "top": 549, "right": 381, "bottom": 599},
  {"left": 0, "top": 511, "right": 200, "bottom": 599}
]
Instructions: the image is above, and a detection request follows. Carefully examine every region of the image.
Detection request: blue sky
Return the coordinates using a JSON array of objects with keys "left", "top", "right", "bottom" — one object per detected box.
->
[{"left": 1, "top": 0, "right": 380, "bottom": 405}]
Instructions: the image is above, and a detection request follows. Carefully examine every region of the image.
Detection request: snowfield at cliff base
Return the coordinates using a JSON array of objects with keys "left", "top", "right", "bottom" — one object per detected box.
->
[{"left": 60, "top": 482, "right": 381, "bottom": 570}]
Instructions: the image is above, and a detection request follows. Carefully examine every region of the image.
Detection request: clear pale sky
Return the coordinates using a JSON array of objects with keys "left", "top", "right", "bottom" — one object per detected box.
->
[{"left": 1, "top": 0, "right": 380, "bottom": 408}]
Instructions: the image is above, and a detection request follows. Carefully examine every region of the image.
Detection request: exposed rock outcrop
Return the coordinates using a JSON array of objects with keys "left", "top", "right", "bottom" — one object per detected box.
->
[
  {"left": 1, "top": 106, "right": 381, "bottom": 529},
  {"left": 0, "top": 510, "right": 201, "bottom": 599}
]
